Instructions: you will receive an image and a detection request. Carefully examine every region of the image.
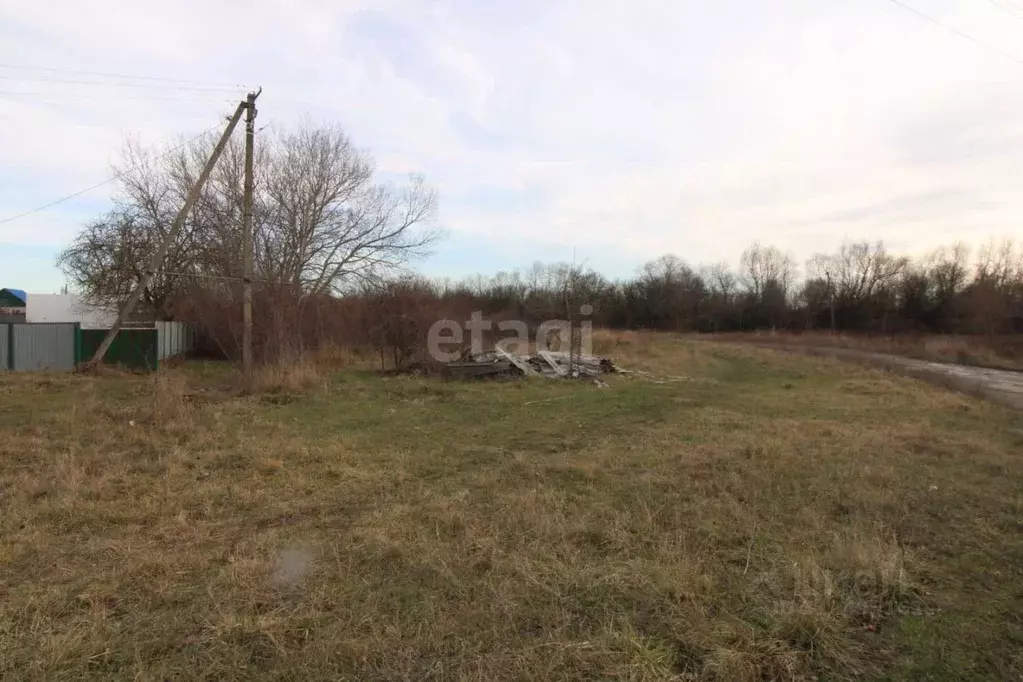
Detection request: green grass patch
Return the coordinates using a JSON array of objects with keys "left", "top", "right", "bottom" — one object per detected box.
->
[{"left": 1, "top": 335, "right": 1020, "bottom": 680}]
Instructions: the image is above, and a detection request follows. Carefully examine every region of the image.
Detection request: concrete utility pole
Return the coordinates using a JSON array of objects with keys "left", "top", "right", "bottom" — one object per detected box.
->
[
  {"left": 87, "top": 101, "right": 248, "bottom": 368},
  {"left": 826, "top": 270, "right": 837, "bottom": 334},
  {"left": 242, "top": 89, "right": 260, "bottom": 378}
]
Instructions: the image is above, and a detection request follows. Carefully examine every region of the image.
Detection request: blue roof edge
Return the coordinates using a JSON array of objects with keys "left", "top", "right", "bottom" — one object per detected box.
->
[{"left": 1, "top": 288, "right": 27, "bottom": 304}]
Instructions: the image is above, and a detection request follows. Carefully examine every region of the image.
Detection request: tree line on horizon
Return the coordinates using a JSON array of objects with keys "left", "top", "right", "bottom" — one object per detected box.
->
[
  {"left": 55, "top": 121, "right": 1021, "bottom": 364},
  {"left": 418, "top": 238, "right": 1023, "bottom": 337}
]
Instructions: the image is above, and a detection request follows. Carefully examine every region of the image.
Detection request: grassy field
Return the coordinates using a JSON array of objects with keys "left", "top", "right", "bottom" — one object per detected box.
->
[
  {"left": 1, "top": 332, "right": 1021, "bottom": 680},
  {"left": 712, "top": 331, "right": 1023, "bottom": 372}
]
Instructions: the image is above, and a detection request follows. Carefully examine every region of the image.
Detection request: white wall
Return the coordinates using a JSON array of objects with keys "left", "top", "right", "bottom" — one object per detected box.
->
[{"left": 25, "top": 294, "right": 116, "bottom": 329}]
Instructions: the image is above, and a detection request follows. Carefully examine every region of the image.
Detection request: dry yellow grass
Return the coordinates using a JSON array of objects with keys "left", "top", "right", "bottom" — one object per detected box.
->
[
  {"left": 245, "top": 354, "right": 328, "bottom": 394},
  {"left": 717, "top": 330, "right": 1023, "bottom": 371},
  {"left": 1, "top": 335, "right": 1020, "bottom": 680}
]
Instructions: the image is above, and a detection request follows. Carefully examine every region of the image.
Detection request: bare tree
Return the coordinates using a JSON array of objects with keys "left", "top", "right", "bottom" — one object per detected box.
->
[
  {"left": 698, "top": 262, "right": 737, "bottom": 331},
  {"left": 739, "top": 242, "right": 796, "bottom": 329},
  {"left": 739, "top": 242, "right": 797, "bottom": 301},
  {"left": 968, "top": 238, "right": 1023, "bottom": 336},
  {"left": 702, "top": 262, "right": 737, "bottom": 302},
  {"left": 927, "top": 242, "right": 971, "bottom": 298},
  {"left": 58, "top": 122, "right": 440, "bottom": 315},
  {"left": 638, "top": 255, "right": 704, "bottom": 331},
  {"left": 258, "top": 126, "right": 438, "bottom": 293},
  {"left": 805, "top": 253, "right": 837, "bottom": 332},
  {"left": 811, "top": 241, "right": 907, "bottom": 304},
  {"left": 974, "top": 238, "right": 1022, "bottom": 289}
]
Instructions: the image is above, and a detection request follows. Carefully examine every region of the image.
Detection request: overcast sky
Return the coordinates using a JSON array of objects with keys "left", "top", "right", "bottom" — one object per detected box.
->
[{"left": 1, "top": 0, "right": 1022, "bottom": 292}]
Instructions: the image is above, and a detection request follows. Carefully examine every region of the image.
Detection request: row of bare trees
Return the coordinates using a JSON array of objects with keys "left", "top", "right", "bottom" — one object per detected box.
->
[
  {"left": 311, "top": 238, "right": 1020, "bottom": 369},
  {"left": 433, "top": 238, "right": 1023, "bottom": 337},
  {"left": 281, "top": 235, "right": 1021, "bottom": 369},
  {"left": 56, "top": 120, "right": 1020, "bottom": 365},
  {"left": 798, "top": 240, "right": 1022, "bottom": 335}
]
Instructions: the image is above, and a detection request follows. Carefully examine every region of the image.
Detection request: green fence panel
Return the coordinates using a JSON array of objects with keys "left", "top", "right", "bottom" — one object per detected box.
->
[
  {"left": 74, "top": 323, "right": 82, "bottom": 365},
  {"left": 79, "top": 328, "right": 159, "bottom": 370}
]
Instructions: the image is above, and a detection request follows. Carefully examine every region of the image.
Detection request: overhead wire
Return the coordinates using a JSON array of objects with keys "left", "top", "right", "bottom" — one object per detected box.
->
[
  {"left": 158, "top": 270, "right": 274, "bottom": 284},
  {"left": 0, "top": 63, "right": 247, "bottom": 88},
  {"left": 0, "top": 178, "right": 119, "bottom": 225},
  {"left": 996, "top": 0, "right": 1023, "bottom": 13},
  {"left": 0, "top": 74, "right": 245, "bottom": 92},
  {"left": 986, "top": 0, "right": 1023, "bottom": 19},
  {"left": 0, "top": 113, "right": 238, "bottom": 226},
  {"left": 0, "top": 90, "right": 238, "bottom": 102},
  {"left": 883, "top": 0, "right": 1023, "bottom": 66}
]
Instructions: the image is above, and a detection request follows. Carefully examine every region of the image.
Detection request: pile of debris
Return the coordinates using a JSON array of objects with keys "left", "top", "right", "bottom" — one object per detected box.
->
[{"left": 445, "top": 346, "right": 618, "bottom": 380}]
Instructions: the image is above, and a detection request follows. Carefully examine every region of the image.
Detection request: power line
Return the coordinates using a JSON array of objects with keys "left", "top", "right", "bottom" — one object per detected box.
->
[
  {"left": 0, "top": 90, "right": 237, "bottom": 102},
  {"left": 0, "top": 116, "right": 233, "bottom": 227},
  {"left": 0, "top": 74, "right": 244, "bottom": 92},
  {"left": 158, "top": 270, "right": 271, "bottom": 284},
  {"left": 998, "top": 0, "right": 1023, "bottom": 12},
  {"left": 0, "top": 63, "right": 246, "bottom": 89},
  {"left": 986, "top": 0, "right": 1023, "bottom": 19},
  {"left": 883, "top": 0, "right": 1023, "bottom": 66},
  {"left": 0, "top": 178, "right": 117, "bottom": 225}
]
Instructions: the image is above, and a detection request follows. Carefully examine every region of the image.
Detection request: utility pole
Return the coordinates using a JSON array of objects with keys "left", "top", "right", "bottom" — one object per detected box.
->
[
  {"left": 242, "top": 89, "right": 260, "bottom": 378},
  {"left": 826, "top": 270, "right": 837, "bottom": 334},
  {"left": 87, "top": 101, "right": 248, "bottom": 368}
]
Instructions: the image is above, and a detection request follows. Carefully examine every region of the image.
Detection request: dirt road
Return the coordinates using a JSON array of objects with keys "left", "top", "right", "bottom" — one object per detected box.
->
[{"left": 756, "top": 344, "right": 1023, "bottom": 412}]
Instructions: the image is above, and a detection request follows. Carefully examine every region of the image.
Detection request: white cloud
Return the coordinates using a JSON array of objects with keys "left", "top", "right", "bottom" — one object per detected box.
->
[{"left": 2, "top": 0, "right": 1023, "bottom": 287}]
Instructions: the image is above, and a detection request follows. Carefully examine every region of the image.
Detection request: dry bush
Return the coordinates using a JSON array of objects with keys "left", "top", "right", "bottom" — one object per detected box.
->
[
  {"left": 245, "top": 354, "right": 327, "bottom": 394},
  {"left": 355, "top": 278, "right": 442, "bottom": 370},
  {"left": 593, "top": 328, "right": 648, "bottom": 354},
  {"left": 147, "top": 371, "right": 190, "bottom": 421},
  {"left": 306, "top": 341, "right": 359, "bottom": 370},
  {"left": 352, "top": 277, "right": 477, "bottom": 371},
  {"left": 592, "top": 329, "right": 666, "bottom": 369},
  {"left": 916, "top": 335, "right": 1015, "bottom": 368},
  {"left": 173, "top": 282, "right": 326, "bottom": 363},
  {"left": 174, "top": 277, "right": 475, "bottom": 373}
]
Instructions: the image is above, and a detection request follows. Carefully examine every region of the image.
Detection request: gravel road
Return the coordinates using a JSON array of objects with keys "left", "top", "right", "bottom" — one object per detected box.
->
[{"left": 760, "top": 345, "right": 1023, "bottom": 412}]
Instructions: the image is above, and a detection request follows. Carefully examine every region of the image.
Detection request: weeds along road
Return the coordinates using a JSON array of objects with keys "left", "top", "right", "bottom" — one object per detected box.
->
[{"left": 746, "top": 343, "right": 1023, "bottom": 412}]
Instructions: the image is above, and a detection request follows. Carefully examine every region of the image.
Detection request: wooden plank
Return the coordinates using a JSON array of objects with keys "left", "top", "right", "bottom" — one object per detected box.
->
[
  {"left": 541, "top": 351, "right": 614, "bottom": 374},
  {"left": 542, "top": 351, "right": 604, "bottom": 366},
  {"left": 445, "top": 361, "right": 514, "bottom": 379},
  {"left": 538, "top": 350, "right": 568, "bottom": 377},
  {"left": 494, "top": 344, "right": 538, "bottom": 376}
]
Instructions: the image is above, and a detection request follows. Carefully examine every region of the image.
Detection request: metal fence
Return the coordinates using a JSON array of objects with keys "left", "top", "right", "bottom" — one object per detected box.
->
[
  {"left": 7, "top": 323, "right": 79, "bottom": 371},
  {"left": 156, "top": 321, "right": 195, "bottom": 360},
  {"left": 0, "top": 322, "right": 195, "bottom": 372},
  {"left": 0, "top": 324, "right": 8, "bottom": 370},
  {"left": 79, "top": 328, "right": 158, "bottom": 370}
]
